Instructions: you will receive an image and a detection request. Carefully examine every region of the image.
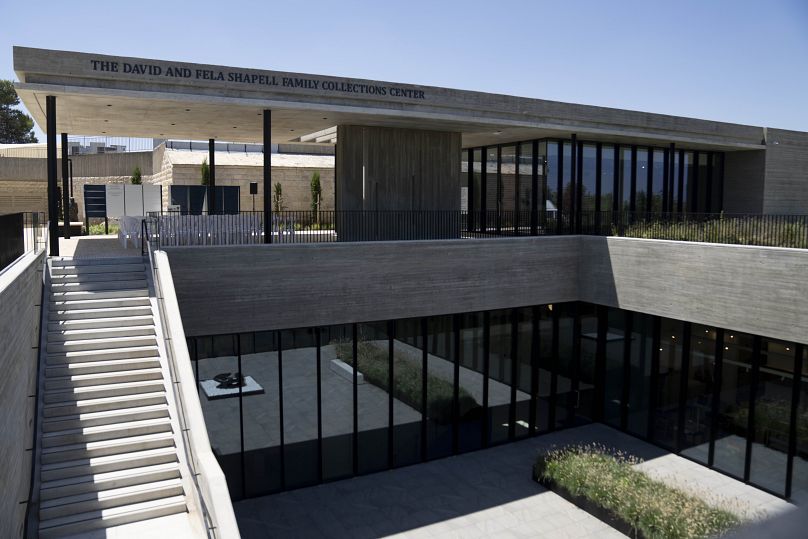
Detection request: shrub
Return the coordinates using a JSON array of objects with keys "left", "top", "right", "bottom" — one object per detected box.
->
[
  {"left": 273, "top": 182, "right": 284, "bottom": 212},
  {"left": 310, "top": 171, "right": 322, "bottom": 213},
  {"left": 334, "top": 339, "right": 479, "bottom": 424},
  {"left": 535, "top": 445, "right": 740, "bottom": 539},
  {"left": 200, "top": 158, "right": 210, "bottom": 186},
  {"left": 130, "top": 166, "right": 142, "bottom": 185}
]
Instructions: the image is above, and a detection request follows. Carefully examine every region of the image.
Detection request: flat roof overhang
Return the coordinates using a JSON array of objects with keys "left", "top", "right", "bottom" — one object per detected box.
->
[{"left": 13, "top": 46, "right": 768, "bottom": 151}]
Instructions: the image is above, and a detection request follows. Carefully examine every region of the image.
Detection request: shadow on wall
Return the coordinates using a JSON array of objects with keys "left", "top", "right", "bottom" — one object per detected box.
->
[{"left": 577, "top": 236, "right": 618, "bottom": 307}]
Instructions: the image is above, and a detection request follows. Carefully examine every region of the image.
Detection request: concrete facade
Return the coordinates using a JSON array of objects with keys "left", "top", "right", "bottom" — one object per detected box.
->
[
  {"left": 723, "top": 150, "right": 766, "bottom": 214},
  {"left": 763, "top": 129, "right": 808, "bottom": 214},
  {"left": 0, "top": 250, "right": 45, "bottom": 539},
  {"left": 165, "top": 236, "right": 808, "bottom": 345}
]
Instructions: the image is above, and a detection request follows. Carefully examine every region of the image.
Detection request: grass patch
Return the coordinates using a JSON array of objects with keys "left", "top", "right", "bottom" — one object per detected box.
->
[
  {"left": 535, "top": 445, "right": 741, "bottom": 539},
  {"left": 617, "top": 217, "right": 808, "bottom": 248},
  {"left": 87, "top": 222, "right": 120, "bottom": 235},
  {"left": 334, "top": 340, "right": 479, "bottom": 424}
]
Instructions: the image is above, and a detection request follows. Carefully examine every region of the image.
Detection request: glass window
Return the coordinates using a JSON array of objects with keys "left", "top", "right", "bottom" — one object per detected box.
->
[
  {"left": 600, "top": 145, "right": 615, "bottom": 213},
  {"left": 461, "top": 149, "right": 469, "bottom": 212},
  {"left": 426, "top": 315, "right": 455, "bottom": 459},
  {"left": 578, "top": 304, "right": 598, "bottom": 422},
  {"left": 280, "top": 328, "right": 319, "bottom": 489},
  {"left": 635, "top": 148, "right": 649, "bottom": 214},
  {"left": 486, "top": 147, "right": 498, "bottom": 222},
  {"left": 458, "top": 312, "right": 485, "bottom": 453},
  {"left": 535, "top": 306, "right": 553, "bottom": 433},
  {"left": 749, "top": 338, "right": 795, "bottom": 495},
  {"left": 197, "top": 335, "right": 245, "bottom": 499},
  {"left": 714, "top": 331, "right": 754, "bottom": 478},
  {"left": 561, "top": 142, "right": 572, "bottom": 216},
  {"left": 500, "top": 145, "right": 516, "bottom": 219},
  {"left": 517, "top": 142, "right": 534, "bottom": 233},
  {"left": 513, "top": 307, "right": 533, "bottom": 439},
  {"left": 547, "top": 142, "right": 559, "bottom": 213},
  {"left": 620, "top": 147, "right": 632, "bottom": 212},
  {"left": 488, "top": 308, "right": 513, "bottom": 445},
  {"left": 793, "top": 347, "right": 808, "bottom": 499},
  {"left": 652, "top": 149, "right": 665, "bottom": 213},
  {"left": 603, "top": 309, "right": 627, "bottom": 428},
  {"left": 653, "top": 319, "right": 685, "bottom": 449},
  {"left": 581, "top": 144, "right": 597, "bottom": 214},
  {"left": 697, "top": 152, "right": 709, "bottom": 213},
  {"left": 680, "top": 324, "right": 717, "bottom": 464},
  {"left": 356, "top": 322, "right": 391, "bottom": 475},
  {"left": 320, "top": 324, "right": 355, "bottom": 481},
  {"left": 683, "top": 151, "right": 695, "bottom": 213},
  {"left": 627, "top": 313, "right": 654, "bottom": 438},
  {"left": 392, "top": 318, "right": 424, "bottom": 467},
  {"left": 555, "top": 303, "right": 576, "bottom": 429},
  {"left": 710, "top": 153, "right": 724, "bottom": 213},
  {"left": 672, "top": 151, "right": 681, "bottom": 213},
  {"left": 472, "top": 148, "right": 482, "bottom": 219}
]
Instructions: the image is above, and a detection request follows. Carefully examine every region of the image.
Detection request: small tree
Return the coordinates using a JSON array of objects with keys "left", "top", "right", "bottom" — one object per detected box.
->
[
  {"left": 310, "top": 171, "right": 322, "bottom": 224},
  {"left": 273, "top": 182, "right": 285, "bottom": 212},
  {"left": 130, "top": 166, "right": 142, "bottom": 185},
  {"left": 201, "top": 158, "right": 210, "bottom": 186}
]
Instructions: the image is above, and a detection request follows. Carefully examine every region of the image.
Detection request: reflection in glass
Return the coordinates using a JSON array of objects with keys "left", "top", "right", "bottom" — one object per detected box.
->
[
  {"left": 392, "top": 318, "right": 424, "bottom": 467},
  {"left": 581, "top": 144, "right": 597, "bottom": 213},
  {"left": 517, "top": 142, "right": 533, "bottom": 233},
  {"left": 653, "top": 319, "right": 684, "bottom": 449},
  {"left": 710, "top": 153, "right": 724, "bottom": 213},
  {"left": 683, "top": 152, "right": 695, "bottom": 213},
  {"left": 535, "top": 306, "right": 553, "bottom": 433},
  {"left": 600, "top": 145, "right": 615, "bottom": 213},
  {"left": 627, "top": 313, "right": 653, "bottom": 438},
  {"left": 555, "top": 303, "right": 576, "bottom": 429},
  {"left": 680, "top": 324, "right": 717, "bottom": 464},
  {"left": 714, "top": 331, "right": 754, "bottom": 478},
  {"left": 748, "top": 338, "right": 795, "bottom": 495},
  {"left": 635, "top": 148, "right": 649, "bottom": 214},
  {"left": 793, "top": 347, "right": 808, "bottom": 499},
  {"left": 513, "top": 307, "right": 533, "bottom": 439},
  {"left": 620, "top": 147, "right": 632, "bottom": 211},
  {"left": 561, "top": 142, "right": 572, "bottom": 215},
  {"left": 355, "top": 322, "right": 390, "bottom": 474},
  {"left": 547, "top": 142, "right": 559, "bottom": 213},
  {"left": 652, "top": 149, "right": 665, "bottom": 213},
  {"left": 426, "top": 315, "right": 455, "bottom": 459},
  {"left": 320, "top": 324, "right": 354, "bottom": 481},
  {"left": 488, "top": 309, "right": 513, "bottom": 445},
  {"left": 458, "top": 312, "right": 485, "bottom": 453},
  {"left": 603, "top": 309, "right": 626, "bottom": 428},
  {"left": 578, "top": 304, "right": 598, "bottom": 422}
]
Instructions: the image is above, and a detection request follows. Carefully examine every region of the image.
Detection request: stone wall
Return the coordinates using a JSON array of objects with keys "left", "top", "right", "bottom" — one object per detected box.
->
[{"left": 0, "top": 251, "right": 45, "bottom": 538}]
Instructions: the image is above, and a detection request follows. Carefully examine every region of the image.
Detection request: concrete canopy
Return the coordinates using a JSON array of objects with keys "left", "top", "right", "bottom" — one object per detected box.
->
[{"left": 13, "top": 46, "right": 766, "bottom": 150}]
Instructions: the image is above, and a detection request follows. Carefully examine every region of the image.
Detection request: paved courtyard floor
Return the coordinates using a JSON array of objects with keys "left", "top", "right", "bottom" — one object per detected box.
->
[
  {"left": 233, "top": 423, "right": 799, "bottom": 538},
  {"left": 58, "top": 234, "right": 139, "bottom": 258}
]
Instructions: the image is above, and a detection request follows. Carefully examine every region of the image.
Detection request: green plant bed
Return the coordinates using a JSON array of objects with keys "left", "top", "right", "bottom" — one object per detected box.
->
[
  {"left": 534, "top": 446, "right": 740, "bottom": 539},
  {"left": 334, "top": 340, "right": 480, "bottom": 424},
  {"left": 87, "top": 222, "right": 120, "bottom": 235}
]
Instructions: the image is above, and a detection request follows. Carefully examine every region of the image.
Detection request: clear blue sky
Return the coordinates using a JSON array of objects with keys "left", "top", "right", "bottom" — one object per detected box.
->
[{"left": 3, "top": 0, "right": 807, "bottom": 141}]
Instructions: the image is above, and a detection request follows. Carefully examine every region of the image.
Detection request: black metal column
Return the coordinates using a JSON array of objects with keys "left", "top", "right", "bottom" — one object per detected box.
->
[
  {"left": 208, "top": 139, "right": 216, "bottom": 214},
  {"left": 61, "top": 133, "right": 70, "bottom": 239},
  {"left": 46, "top": 96, "right": 59, "bottom": 255},
  {"left": 530, "top": 140, "right": 539, "bottom": 236},
  {"left": 263, "top": 110, "right": 272, "bottom": 243}
]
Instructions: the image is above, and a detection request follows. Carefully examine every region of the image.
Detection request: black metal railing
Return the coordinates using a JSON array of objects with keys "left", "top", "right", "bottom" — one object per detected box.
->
[
  {"left": 144, "top": 210, "right": 808, "bottom": 249},
  {"left": 0, "top": 212, "right": 46, "bottom": 272}
]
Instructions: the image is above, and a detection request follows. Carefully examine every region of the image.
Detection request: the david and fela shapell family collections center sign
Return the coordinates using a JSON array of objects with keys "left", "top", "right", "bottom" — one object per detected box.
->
[{"left": 89, "top": 59, "right": 427, "bottom": 100}]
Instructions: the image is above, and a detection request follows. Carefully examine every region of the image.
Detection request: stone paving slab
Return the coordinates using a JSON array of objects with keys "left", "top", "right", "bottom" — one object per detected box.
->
[{"left": 234, "top": 423, "right": 801, "bottom": 538}]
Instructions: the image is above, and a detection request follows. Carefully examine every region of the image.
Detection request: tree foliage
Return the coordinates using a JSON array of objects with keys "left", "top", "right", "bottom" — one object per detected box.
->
[
  {"left": 273, "top": 182, "right": 284, "bottom": 212},
  {"left": 310, "top": 171, "right": 322, "bottom": 212},
  {"left": 0, "top": 80, "right": 38, "bottom": 143},
  {"left": 131, "top": 166, "right": 142, "bottom": 185}
]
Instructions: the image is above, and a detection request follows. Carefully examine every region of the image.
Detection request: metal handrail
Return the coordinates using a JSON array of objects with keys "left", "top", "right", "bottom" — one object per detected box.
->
[{"left": 142, "top": 217, "right": 240, "bottom": 538}]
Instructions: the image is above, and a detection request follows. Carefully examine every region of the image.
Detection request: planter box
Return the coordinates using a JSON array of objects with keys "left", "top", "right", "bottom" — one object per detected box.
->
[
  {"left": 533, "top": 462, "right": 645, "bottom": 539},
  {"left": 330, "top": 358, "right": 364, "bottom": 384}
]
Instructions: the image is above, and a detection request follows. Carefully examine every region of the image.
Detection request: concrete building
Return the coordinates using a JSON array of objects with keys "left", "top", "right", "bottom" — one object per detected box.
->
[{"left": 1, "top": 46, "right": 807, "bottom": 538}]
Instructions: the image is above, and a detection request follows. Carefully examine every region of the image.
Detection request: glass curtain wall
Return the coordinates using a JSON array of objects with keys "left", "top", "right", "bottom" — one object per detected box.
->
[
  {"left": 600, "top": 145, "right": 616, "bottom": 214},
  {"left": 195, "top": 305, "right": 801, "bottom": 501}
]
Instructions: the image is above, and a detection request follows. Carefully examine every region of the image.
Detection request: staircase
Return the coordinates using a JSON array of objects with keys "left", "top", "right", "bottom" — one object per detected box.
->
[{"left": 35, "top": 257, "right": 189, "bottom": 537}]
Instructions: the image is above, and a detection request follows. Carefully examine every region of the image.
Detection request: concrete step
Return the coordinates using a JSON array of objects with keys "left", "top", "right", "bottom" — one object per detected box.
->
[
  {"left": 52, "top": 288, "right": 149, "bottom": 301},
  {"left": 43, "top": 391, "right": 167, "bottom": 418},
  {"left": 50, "top": 279, "right": 147, "bottom": 293},
  {"left": 51, "top": 256, "right": 145, "bottom": 267},
  {"left": 42, "top": 417, "right": 173, "bottom": 448},
  {"left": 51, "top": 263, "right": 146, "bottom": 276},
  {"left": 37, "top": 494, "right": 187, "bottom": 538},
  {"left": 51, "top": 271, "right": 146, "bottom": 283},
  {"left": 40, "top": 462, "right": 180, "bottom": 501},
  {"left": 39, "top": 478, "right": 184, "bottom": 521},
  {"left": 44, "top": 380, "right": 166, "bottom": 404},
  {"left": 47, "top": 345, "right": 160, "bottom": 366},
  {"left": 49, "top": 314, "right": 154, "bottom": 332},
  {"left": 42, "top": 403, "right": 169, "bottom": 432},
  {"left": 46, "top": 357, "right": 161, "bottom": 378},
  {"left": 40, "top": 446, "right": 178, "bottom": 482},
  {"left": 50, "top": 298, "right": 151, "bottom": 314},
  {"left": 47, "top": 334, "right": 158, "bottom": 354},
  {"left": 45, "top": 368, "right": 163, "bottom": 390},
  {"left": 40, "top": 432, "right": 176, "bottom": 464},
  {"left": 47, "top": 325, "right": 156, "bottom": 344}
]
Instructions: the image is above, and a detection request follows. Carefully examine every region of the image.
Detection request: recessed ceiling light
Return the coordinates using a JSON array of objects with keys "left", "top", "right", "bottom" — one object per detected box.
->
[
  {"left": 101, "top": 131, "right": 106, "bottom": 133},
  {"left": 233, "top": 126, "right": 237, "bottom": 129},
  {"left": 106, "top": 104, "right": 112, "bottom": 107},
  {"left": 493, "top": 130, "right": 502, "bottom": 135},
  {"left": 322, "top": 117, "right": 328, "bottom": 120},
  {"left": 159, "top": 133, "right": 164, "bottom": 136},
  {"left": 171, "top": 123, "right": 175, "bottom": 126},
  {"left": 290, "top": 129, "right": 295, "bottom": 132},
  {"left": 104, "top": 120, "right": 108, "bottom": 122},
  {"left": 185, "top": 108, "right": 191, "bottom": 112}
]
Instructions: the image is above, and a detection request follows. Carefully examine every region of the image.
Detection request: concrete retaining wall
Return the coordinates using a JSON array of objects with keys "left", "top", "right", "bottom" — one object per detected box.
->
[
  {"left": 165, "top": 237, "right": 808, "bottom": 346},
  {"left": 0, "top": 250, "right": 45, "bottom": 538}
]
